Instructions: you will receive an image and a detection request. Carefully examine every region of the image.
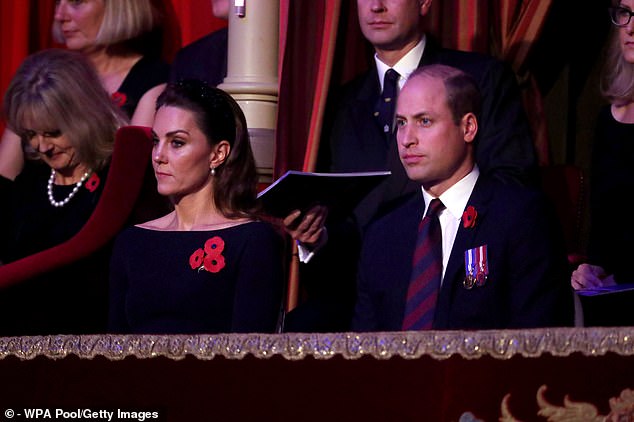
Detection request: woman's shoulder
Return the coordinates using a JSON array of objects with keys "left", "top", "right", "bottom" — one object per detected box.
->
[
  {"left": 197, "top": 220, "right": 283, "bottom": 250},
  {"left": 113, "top": 225, "right": 188, "bottom": 255},
  {"left": 193, "top": 220, "right": 282, "bottom": 243},
  {"left": 134, "top": 212, "right": 175, "bottom": 231},
  {"left": 117, "top": 55, "right": 170, "bottom": 112},
  {"left": 223, "top": 221, "right": 284, "bottom": 258},
  {"left": 230, "top": 219, "right": 280, "bottom": 235},
  {"left": 129, "top": 56, "right": 170, "bottom": 83},
  {"left": 114, "top": 225, "right": 152, "bottom": 245},
  {"left": 128, "top": 217, "right": 278, "bottom": 236}
]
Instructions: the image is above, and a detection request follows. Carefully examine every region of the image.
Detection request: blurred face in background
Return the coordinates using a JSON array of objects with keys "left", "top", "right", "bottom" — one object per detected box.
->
[
  {"left": 54, "top": 0, "right": 105, "bottom": 52},
  {"left": 356, "top": 0, "right": 431, "bottom": 54},
  {"left": 617, "top": 0, "right": 634, "bottom": 63},
  {"left": 211, "top": 0, "right": 231, "bottom": 20}
]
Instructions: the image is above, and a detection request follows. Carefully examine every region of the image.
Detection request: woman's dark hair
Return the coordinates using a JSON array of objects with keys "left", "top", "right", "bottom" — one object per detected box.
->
[{"left": 156, "top": 80, "right": 259, "bottom": 218}]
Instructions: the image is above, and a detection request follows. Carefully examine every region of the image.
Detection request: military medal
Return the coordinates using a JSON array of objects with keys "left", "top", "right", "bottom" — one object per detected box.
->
[
  {"left": 463, "top": 252, "right": 476, "bottom": 289},
  {"left": 463, "top": 271, "right": 475, "bottom": 289},
  {"left": 476, "top": 263, "right": 488, "bottom": 287},
  {"left": 464, "top": 245, "right": 489, "bottom": 288}
]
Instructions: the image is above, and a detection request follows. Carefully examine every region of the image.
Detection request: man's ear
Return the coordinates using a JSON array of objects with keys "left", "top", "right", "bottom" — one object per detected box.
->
[
  {"left": 420, "top": 0, "right": 433, "bottom": 17},
  {"left": 462, "top": 113, "right": 478, "bottom": 144},
  {"left": 209, "top": 140, "right": 231, "bottom": 169}
]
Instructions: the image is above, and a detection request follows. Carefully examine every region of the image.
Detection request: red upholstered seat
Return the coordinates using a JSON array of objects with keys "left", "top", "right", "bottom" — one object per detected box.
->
[{"left": 0, "top": 126, "right": 155, "bottom": 287}]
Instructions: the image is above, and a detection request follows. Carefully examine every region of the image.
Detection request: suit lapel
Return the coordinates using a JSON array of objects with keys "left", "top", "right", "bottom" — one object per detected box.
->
[
  {"left": 391, "top": 193, "right": 426, "bottom": 325},
  {"left": 434, "top": 177, "right": 494, "bottom": 328},
  {"left": 351, "top": 67, "right": 385, "bottom": 134},
  {"left": 419, "top": 36, "right": 443, "bottom": 67}
]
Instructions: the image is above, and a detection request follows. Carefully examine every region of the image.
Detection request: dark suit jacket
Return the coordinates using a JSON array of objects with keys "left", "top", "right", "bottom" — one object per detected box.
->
[
  {"left": 325, "top": 37, "right": 538, "bottom": 230},
  {"left": 352, "top": 175, "right": 574, "bottom": 331},
  {"left": 169, "top": 27, "right": 228, "bottom": 87}
]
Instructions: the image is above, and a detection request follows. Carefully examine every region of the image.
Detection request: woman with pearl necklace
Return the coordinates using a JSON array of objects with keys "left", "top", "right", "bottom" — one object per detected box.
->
[{"left": 0, "top": 49, "right": 128, "bottom": 335}]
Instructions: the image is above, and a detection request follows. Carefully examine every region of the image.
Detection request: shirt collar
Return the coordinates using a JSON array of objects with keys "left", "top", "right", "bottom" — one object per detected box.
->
[
  {"left": 421, "top": 165, "right": 480, "bottom": 220},
  {"left": 375, "top": 35, "right": 426, "bottom": 91}
]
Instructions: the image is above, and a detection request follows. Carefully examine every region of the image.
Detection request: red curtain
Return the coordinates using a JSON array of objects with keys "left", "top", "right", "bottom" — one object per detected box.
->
[
  {"left": 169, "top": 0, "right": 227, "bottom": 47},
  {"left": 492, "top": 0, "right": 553, "bottom": 165},
  {"left": 425, "top": 0, "right": 554, "bottom": 164},
  {"left": 275, "top": 0, "right": 342, "bottom": 175},
  {"left": 0, "top": 2, "right": 29, "bottom": 108},
  {"left": 0, "top": 0, "right": 57, "bottom": 128}
]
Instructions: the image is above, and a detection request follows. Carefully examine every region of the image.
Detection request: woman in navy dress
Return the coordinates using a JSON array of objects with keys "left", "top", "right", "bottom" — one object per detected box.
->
[{"left": 109, "top": 80, "right": 285, "bottom": 334}]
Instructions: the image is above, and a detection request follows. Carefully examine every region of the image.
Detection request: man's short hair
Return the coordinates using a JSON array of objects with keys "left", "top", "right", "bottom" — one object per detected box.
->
[{"left": 409, "top": 64, "right": 482, "bottom": 125}]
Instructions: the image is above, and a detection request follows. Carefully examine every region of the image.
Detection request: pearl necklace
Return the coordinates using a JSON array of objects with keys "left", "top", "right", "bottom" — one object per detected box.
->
[{"left": 47, "top": 169, "right": 91, "bottom": 208}]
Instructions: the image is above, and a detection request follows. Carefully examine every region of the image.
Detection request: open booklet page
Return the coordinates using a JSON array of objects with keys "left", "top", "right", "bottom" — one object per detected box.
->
[{"left": 576, "top": 283, "right": 634, "bottom": 296}]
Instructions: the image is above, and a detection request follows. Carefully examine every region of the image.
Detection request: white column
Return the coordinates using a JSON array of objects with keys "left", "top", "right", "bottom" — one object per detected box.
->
[{"left": 219, "top": 0, "right": 279, "bottom": 183}]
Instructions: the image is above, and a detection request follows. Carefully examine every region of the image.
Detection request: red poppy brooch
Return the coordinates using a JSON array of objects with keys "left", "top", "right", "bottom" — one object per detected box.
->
[
  {"left": 189, "top": 236, "right": 226, "bottom": 273},
  {"left": 462, "top": 205, "right": 478, "bottom": 229},
  {"left": 111, "top": 92, "right": 127, "bottom": 108},
  {"left": 85, "top": 172, "right": 100, "bottom": 192}
]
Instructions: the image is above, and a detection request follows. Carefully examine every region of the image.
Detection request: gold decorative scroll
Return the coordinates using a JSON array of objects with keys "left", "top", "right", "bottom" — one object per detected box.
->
[{"left": 500, "top": 385, "right": 634, "bottom": 421}]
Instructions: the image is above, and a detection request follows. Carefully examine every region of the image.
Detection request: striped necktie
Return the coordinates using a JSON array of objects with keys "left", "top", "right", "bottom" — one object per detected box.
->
[{"left": 402, "top": 198, "right": 445, "bottom": 330}]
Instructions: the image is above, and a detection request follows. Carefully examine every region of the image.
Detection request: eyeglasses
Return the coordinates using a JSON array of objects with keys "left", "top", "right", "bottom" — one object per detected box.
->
[{"left": 609, "top": 6, "right": 634, "bottom": 27}]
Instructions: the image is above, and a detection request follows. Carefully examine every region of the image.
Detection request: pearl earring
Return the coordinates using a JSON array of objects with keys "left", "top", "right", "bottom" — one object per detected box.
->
[{"left": 210, "top": 167, "right": 216, "bottom": 176}]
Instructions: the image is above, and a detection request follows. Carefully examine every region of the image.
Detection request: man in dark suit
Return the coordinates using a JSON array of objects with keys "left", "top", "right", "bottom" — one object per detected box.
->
[
  {"left": 324, "top": 0, "right": 537, "bottom": 230},
  {"left": 352, "top": 65, "right": 573, "bottom": 331}
]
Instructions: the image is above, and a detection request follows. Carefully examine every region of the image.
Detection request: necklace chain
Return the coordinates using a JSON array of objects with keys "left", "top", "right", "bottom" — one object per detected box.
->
[{"left": 47, "top": 169, "right": 92, "bottom": 208}]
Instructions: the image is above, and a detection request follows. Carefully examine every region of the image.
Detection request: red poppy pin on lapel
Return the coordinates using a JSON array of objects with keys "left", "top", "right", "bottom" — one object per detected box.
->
[{"left": 462, "top": 205, "right": 477, "bottom": 229}]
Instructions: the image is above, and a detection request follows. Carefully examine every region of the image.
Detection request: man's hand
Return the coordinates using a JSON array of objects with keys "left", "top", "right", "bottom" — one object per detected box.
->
[{"left": 282, "top": 205, "right": 328, "bottom": 248}]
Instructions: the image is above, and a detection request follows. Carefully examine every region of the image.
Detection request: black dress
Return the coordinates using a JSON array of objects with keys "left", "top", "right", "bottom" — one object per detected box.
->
[
  {"left": 588, "top": 105, "right": 634, "bottom": 282},
  {"left": 108, "top": 221, "right": 285, "bottom": 334},
  {"left": 0, "top": 161, "right": 110, "bottom": 335},
  {"left": 581, "top": 105, "right": 634, "bottom": 326},
  {"left": 113, "top": 56, "right": 170, "bottom": 118},
  {"left": 169, "top": 27, "right": 227, "bottom": 87}
]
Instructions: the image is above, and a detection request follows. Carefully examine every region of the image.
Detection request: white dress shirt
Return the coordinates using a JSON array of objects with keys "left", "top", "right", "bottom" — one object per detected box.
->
[{"left": 421, "top": 166, "right": 480, "bottom": 282}]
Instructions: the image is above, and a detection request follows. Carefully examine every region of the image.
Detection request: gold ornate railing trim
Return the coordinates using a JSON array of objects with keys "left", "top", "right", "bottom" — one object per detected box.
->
[{"left": 1, "top": 327, "right": 633, "bottom": 361}]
